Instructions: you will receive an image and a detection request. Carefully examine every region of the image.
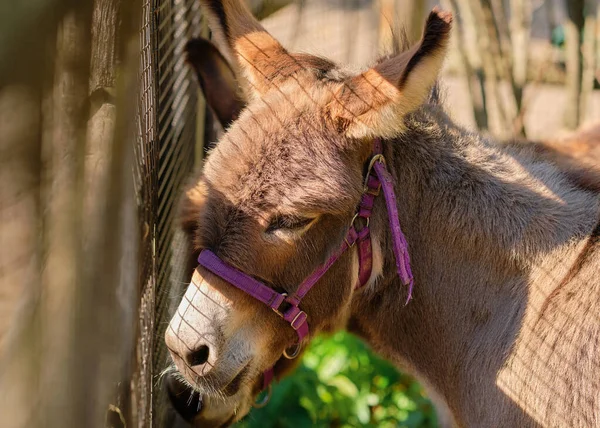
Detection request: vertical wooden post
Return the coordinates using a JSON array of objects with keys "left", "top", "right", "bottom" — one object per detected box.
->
[
  {"left": 0, "top": 85, "right": 44, "bottom": 428},
  {"left": 41, "top": 6, "right": 92, "bottom": 427}
]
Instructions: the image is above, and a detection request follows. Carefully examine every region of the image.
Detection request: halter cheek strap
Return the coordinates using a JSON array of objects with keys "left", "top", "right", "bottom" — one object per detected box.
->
[
  {"left": 351, "top": 138, "right": 414, "bottom": 296},
  {"left": 196, "top": 138, "right": 414, "bottom": 392}
]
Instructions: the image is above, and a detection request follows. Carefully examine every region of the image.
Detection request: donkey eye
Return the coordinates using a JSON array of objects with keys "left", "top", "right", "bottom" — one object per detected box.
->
[{"left": 266, "top": 215, "right": 315, "bottom": 233}]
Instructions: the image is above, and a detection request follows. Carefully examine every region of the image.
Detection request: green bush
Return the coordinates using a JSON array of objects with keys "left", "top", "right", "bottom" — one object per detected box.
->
[{"left": 236, "top": 332, "right": 437, "bottom": 428}]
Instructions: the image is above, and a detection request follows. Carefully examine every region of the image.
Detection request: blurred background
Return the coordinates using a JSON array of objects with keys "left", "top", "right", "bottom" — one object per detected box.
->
[{"left": 0, "top": 0, "right": 598, "bottom": 427}]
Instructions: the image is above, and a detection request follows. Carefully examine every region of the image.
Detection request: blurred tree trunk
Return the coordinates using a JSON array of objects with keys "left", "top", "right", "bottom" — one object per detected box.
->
[
  {"left": 404, "top": 0, "right": 427, "bottom": 44},
  {"left": 476, "top": 0, "right": 512, "bottom": 135},
  {"left": 444, "top": 0, "right": 489, "bottom": 131},
  {"left": 509, "top": 0, "right": 531, "bottom": 130},
  {"left": 597, "top": 6, "right": 600, "bottom": 85},
  {"left": 467, "top": 0, "right": 512, "bottom": 136},
  {"left": 378, "top": 0, "right": 396, "bottom": 51},
  {"left": 378, "top": 0, "right": 427, "bottom": 52},
  {"left": 581, "top": 1, "right": 598, "bottom": 126},
  {"left": 79, "top": 0, "right": 140, "bottom": 427},
  {"left": 445, "top": 0, "right": 534, "bottom": 138},
  {"left": 564, "top": 0, "right": 586, "bottom": 129}
]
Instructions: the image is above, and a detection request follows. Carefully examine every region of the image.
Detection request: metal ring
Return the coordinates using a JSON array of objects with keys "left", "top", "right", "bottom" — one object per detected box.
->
[
  {"left": 252, "top": 384, "right": 272, "bottom": 409},
  {"left": 349, "top": 213, "right": 369, "bottom": 229},
  {"left": 283, "top": 343, "right": 301, "bottom": 360},
  {"left": 363, "top": 154, "right": 386, "bottom": 188},
  {"left": 368, "top": 154, "right": 386, "bottom": 170},
  {"left": 271, "top": 293, "right": 288, "bottom": 317}
]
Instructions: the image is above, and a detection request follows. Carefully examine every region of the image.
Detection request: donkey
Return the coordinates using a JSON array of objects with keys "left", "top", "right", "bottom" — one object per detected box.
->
[{"left": 164, "top": 1, "right": 600, "bottom": 426}]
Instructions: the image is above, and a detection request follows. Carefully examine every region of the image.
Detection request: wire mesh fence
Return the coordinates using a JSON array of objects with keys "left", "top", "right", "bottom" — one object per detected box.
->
[
  {"left": 148, "top": 0, "right": 204, "bottom": 426},
  {"left": 0, "top": 0, "right": 599, "bottom": 427}
]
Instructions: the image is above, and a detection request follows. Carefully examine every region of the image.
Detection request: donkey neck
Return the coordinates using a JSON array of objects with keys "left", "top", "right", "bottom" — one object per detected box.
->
[
  {"left": 348, "top": 105, "right": 600, "bottom": 425},
  {"left": 385, "top": 106, "right": 597, "bottom": 263}
]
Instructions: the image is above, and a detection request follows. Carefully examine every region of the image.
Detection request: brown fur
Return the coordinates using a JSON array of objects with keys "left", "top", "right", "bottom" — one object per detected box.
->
[{"left": 165, "top": 2, "right": 600, "bottom": 426}]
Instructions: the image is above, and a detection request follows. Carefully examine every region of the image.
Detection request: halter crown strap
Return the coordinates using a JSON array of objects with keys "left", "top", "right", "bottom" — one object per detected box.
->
[
  {"left": 374, "top": 160, "right": 414, "bottom": 303},
  {"left": 372, "top": 138, "right": 414, "bottom": 303}
]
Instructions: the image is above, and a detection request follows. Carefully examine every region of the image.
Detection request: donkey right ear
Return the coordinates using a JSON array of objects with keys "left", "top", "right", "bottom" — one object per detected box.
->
[
  {"left": 185, "top": 37, "right": 245, "bottom": 128},
  {"left": 198, "top": 0, "right": 305, "bottom": 99},
  {"left": 327, "top": 9, "right": 452, "bottom": 139}
]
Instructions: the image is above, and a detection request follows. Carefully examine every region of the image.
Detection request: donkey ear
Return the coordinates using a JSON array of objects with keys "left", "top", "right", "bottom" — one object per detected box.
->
[
  {"left": 198, "top": 0, "right": 299, "bottom": 99},
  {"left": 328, "top": 9, "right": 452, "bottom": 138},
  {"left": 186, "top": 37, "right": 245, "bottom": 128}
]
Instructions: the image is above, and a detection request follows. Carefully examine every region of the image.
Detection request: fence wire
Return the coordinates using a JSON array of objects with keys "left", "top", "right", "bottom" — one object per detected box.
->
[{"left": 145, "top": 0, "right": 204, "bottom": 426}]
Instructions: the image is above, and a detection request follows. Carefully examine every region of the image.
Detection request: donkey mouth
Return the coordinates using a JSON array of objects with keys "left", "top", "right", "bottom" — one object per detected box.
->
[
  {"left": 165, "top": 367, "right": 253, "bottom": 427},
  {"left": 165, "top": 374, "right": 203, "bottom": 422},
  {"left": 177, "top": 359, "right": 250, "bottom": 398}
]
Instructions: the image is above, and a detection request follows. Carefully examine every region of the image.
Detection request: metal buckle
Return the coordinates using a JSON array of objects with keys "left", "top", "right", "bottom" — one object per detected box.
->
[
  {"left": 252, "top": 384, "right": 272, "bottom": 408},
  {"left": 290, "top": 310, "right": 306, "bottom": 330},
  {"left": 345, "top": 236, "right": 356, "bottom": 248},
  {"left": 345, "top": 220, "right": 361, "bottom": 248},
  {"left": 271, "top": 293, "right": 288, "bottom": 317}
]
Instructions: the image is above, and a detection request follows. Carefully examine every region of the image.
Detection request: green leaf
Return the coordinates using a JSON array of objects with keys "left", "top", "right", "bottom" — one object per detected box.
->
[
  {"left": 316, "top": 384, "right": 333, "bottom": 403},
  {"left": 326, "top": 375, "right": 359, "bottom": 398}
]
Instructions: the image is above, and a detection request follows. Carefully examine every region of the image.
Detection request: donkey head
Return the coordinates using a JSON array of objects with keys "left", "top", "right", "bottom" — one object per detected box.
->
[{"left": 165, "top": 1, "right": 452, "bottom": 425}]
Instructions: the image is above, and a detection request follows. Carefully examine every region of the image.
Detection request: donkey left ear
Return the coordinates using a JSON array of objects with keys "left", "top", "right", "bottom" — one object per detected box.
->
[
  {"left": 198, "top": 0, "right": 302, "bottom": 99},
  {"left": 328, "top": 8, "right": 452, "bottom": 139},
  {"left": 185, "top": 37, "right": 245, "bottom": 128}
]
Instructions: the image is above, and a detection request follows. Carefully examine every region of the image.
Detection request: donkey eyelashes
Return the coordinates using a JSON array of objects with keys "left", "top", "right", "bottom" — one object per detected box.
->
[{"left": 265, "top": 215, "right": 316, "bottom": 234}]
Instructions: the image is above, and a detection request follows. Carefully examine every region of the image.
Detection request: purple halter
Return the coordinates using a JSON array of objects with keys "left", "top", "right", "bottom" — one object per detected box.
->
[{"left": 197, "top": 138, "right": 413, "bottom": 392}]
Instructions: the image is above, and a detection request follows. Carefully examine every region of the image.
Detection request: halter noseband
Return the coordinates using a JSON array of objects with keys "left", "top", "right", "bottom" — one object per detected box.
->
[{"left": 196, "top": 138, "right": 414, "bottom": 398}]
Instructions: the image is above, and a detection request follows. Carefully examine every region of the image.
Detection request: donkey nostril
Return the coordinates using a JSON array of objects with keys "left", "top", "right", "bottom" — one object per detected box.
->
[{"left": 187, "top": 345, "right": 210, "bottom": 367}]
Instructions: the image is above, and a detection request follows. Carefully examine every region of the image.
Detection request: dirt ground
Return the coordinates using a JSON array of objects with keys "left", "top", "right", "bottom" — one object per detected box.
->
[{"left": 262, "top": 0, "right": 600, "bottom": 140}]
